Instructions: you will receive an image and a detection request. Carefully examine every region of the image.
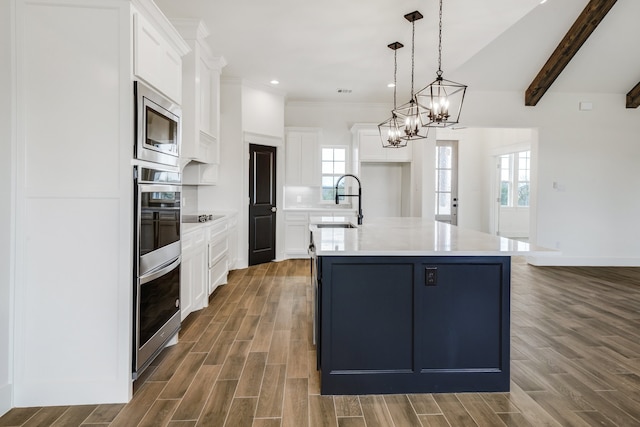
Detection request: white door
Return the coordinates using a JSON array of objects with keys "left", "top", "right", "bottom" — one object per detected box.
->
[
  {"left": 496, "top": 151, "right": 530, "bottom": 239},
  {"left": 435, "top": 141, "right": 458, "bottom": 225}
]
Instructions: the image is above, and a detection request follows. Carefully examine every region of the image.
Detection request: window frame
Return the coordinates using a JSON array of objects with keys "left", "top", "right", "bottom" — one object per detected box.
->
[{"left": 320, "top": 145, "right": 349, "bottom": 204}]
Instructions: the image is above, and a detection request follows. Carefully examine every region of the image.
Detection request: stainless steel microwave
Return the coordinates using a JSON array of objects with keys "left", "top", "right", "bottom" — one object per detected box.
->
[{"left": 134, "top": 81, "right": 181, "bottom": 167}]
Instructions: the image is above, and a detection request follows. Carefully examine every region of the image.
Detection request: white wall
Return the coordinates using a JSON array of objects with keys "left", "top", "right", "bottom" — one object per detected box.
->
[
  {"left": 199, "top": 81, "right": 285, "bottom": 268},
  {"left": 285, "top": 102, "right": 391, "bottom": 150},
  {"left": 434, "top": 128, "right": 490, "bottom": 232},
  {"left": 0, "top": 0, "right": 14, "bottom": 416},
  {"left": 286, "top": 91, "right": 640, "bottom": 265},
  {"left": 462, "top": 90, "right": 640, "bottom": 265},
  {"left": 242, "top": 85, "right": 285, "bottom": 138},
  {"left": 360, "top": 163, "right": 410, "bottom": 217}
]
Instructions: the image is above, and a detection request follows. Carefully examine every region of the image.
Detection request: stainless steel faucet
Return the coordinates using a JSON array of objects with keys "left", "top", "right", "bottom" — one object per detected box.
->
[{"left": 335, "top": 174, "right": 363, "bottom": 225}]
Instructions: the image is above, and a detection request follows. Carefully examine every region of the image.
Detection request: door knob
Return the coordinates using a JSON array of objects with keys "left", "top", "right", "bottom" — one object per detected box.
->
[{"left": 271, "top": 207, "right": 277, "bottom": 212}]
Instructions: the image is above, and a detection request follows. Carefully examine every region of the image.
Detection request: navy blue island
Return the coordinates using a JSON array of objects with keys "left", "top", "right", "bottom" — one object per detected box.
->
[{"left": 309, "top": 217, "right": 545, "bottom": 395}]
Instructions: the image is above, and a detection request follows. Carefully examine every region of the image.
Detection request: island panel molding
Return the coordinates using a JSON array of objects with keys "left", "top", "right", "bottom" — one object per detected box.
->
[{"left": 317, "top": 255, "right": 510, "bottom": 395}]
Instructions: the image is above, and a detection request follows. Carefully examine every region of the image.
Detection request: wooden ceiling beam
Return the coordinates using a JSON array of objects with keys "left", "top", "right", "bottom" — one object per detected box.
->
[
  {"left": 525, "top": 0, "right": 617, "bottom": 106},
  {"left": 626, "top": 81, "right": 640, "bottom": 108}
]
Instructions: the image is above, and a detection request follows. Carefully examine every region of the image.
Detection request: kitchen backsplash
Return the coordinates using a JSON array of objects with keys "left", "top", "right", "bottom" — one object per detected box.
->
[{"left": 284, "top": 186, "right": 353, "bottom": 209}]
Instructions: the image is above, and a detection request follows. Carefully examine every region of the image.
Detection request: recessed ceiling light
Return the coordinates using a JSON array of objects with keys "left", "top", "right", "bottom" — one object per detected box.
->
[
  {"left": 540, "top": 0, "right": 547, "bottom": 4},
  {"left": 387, "top": 83, "right": 395, "bottom": 88},
  {"left": 270, "top": 80, "right": 279, "bottom": 85}
]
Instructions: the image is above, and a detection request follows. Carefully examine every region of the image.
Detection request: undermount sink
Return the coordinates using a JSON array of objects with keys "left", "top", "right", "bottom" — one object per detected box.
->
[{"left": 315, "top": 223, "right": 357, "bottom": 229}]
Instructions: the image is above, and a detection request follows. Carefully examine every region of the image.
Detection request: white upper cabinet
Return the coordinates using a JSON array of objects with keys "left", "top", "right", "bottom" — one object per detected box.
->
[
  {"left": 285, "top": 128, "right": 321, "bottom": 186},
  {"left": 133, "top": 9, "right": 186, "bottom": 104},
  {"left": 352, "top": 124, "right": 412, "bottom": 163},
  {"left": 173, "top": 19, "right": 227, "bottom": 185}
]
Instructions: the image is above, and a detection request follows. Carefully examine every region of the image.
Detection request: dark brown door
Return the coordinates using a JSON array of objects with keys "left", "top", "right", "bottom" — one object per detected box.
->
[{"left": 249, "top": 144, "right": 277, "bottom": 265}]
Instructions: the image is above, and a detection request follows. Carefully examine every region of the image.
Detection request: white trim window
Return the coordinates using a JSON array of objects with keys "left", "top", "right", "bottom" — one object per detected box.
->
[
  {"left": 321, "top": 146, "right": 347, "bottom": 202},
  {"left": 499, "top": 150, "right": 530, "bottom": 207}
]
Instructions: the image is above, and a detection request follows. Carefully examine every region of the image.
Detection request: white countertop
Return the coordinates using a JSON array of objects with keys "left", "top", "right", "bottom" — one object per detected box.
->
[
  {"left": 182, "top": 211, "right": 234, "bottom": 233},
  {"left": 309, "top": 217, "right": 556, "bottom": 257}
]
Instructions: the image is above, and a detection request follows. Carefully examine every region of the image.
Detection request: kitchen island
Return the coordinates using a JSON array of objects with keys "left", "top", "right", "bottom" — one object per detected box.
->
[{"left": 309, "top": 217, "right": 551, "bottom": 395}]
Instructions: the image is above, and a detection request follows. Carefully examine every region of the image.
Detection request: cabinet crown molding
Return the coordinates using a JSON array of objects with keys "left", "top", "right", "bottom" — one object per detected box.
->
[
  {"left": 170, "top": 18, "right": 209, "bottom": 41},
  {"left": 132, "top": 0, "right": 190, "bottom": 55}
]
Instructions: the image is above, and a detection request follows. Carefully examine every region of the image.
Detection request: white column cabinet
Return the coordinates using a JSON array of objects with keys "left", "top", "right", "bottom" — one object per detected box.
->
[
  {"left": 285, "top": 128, "right": 321, "bottom": 186},
  {"left": 11, "top": 0, "right": 188, "bottom": 407}
]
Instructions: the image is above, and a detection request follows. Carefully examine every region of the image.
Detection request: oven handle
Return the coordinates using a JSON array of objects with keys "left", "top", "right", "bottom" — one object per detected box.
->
[
  {"left": 138, "top": 183, "right": 182, "bottom": 193},
  {"left": 140, "top": 256, "right": 181, "bottom": 285}
]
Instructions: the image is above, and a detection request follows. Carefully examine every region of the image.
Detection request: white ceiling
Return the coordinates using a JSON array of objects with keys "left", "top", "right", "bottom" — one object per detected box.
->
[{"left": 154, "top": 0, "right": 640, "bottom": 104}]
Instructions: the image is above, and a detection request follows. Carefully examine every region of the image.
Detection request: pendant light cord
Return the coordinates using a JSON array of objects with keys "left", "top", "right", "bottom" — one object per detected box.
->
[
  {"left": 393, "top": 48, "right": 398, "bottom": 108},
  {"left": 410, "top": 20, "right": 416, "bottom": 96},
  {"left": 437, "top": 0, "right": 443, "bottom": 78}
]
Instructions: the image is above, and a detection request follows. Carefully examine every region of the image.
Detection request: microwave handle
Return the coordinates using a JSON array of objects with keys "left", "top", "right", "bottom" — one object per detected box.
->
[{"left": 140, "top": 256, "right": 180, "bottom": 285}]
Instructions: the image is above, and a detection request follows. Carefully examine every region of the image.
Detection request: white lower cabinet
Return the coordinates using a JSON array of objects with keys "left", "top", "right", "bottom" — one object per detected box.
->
[
  {"left": 181, "top": 228, "right": 208, "bottom": 320},
  {"left": 283, "top": 210, "right": 358, "bottom": 259},
  {"left": 208, "top": 219, "right": 229, "bottom": 294},
  {"left": 284, "top": 212, "right": 310, "bottom": 258},
  {"left": 181, "top": 215, "right": 235, "bottom": 319}
]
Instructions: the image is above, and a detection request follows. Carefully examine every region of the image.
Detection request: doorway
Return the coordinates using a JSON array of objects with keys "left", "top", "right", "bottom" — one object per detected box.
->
[
  {"left": 248, "top": 144, "right": 277, "bottom": 265},
  {"left": 435, "top": 140, "right": 458, "bottom": 225}
]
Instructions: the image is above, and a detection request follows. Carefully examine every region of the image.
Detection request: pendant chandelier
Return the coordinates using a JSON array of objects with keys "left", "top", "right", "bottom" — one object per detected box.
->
[
  {"left": 416, "top": 0, "right": 467, "bottom": 128},
  {"left": 392, "top": 11, "right": 428, "bottom": 141},
  {"left": 378, "top": 42, "right": 406, "bottom": 148}
]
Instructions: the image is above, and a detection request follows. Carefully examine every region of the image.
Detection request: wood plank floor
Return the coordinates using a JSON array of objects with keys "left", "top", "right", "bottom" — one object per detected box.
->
[{"left": 2, "top": 257, "right": 640, "bottom": 426}]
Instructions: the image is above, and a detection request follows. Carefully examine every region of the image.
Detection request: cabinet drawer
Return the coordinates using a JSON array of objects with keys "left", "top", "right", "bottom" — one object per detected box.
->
[
  {"left": 209, "top": 256, "right": 228, "bottom": 294},
  {"left": 182, "top": 229, "right": 206, "bottom": 253},
  {"left": 208, "top": 221, "right": 228, "bottom": 241},
  {"left": 209, "top": 236, "right": 228, "bottom": 267}
]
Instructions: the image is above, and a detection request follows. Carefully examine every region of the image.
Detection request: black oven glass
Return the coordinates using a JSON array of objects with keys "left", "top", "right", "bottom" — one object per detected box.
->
[
  {"left": 139, "top": 263, "right": 180, "bottom": 346},
  {"left": 139, "top": 191, "right": 181, "bottom": 257},
  {"left": 146, "top": 106, "right": 178, "bottom": 155}
]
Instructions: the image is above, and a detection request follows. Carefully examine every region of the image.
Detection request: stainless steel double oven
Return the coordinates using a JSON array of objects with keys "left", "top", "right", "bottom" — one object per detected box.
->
[{"left": 133, "top": 81, "right": 182, "bottom": 379}]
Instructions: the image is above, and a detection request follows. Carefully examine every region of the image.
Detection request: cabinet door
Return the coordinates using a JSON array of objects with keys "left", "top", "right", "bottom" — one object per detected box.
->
[
  {"left": 199, "top": 57, "right": 212, "bottom": 134},
  {"left": 357, "top": 128, "right": 411, "bottom": 162},
  {"left": 192, "top": 245, "right": 208, "bottom": 310},
  {"left": 418, "top": 261, "right": 506, "bottom": 371},
  {"left": 180, "top": 253, "right": 194, "bottom": 320},
  {"left": 284, "top": 221, "right": 309, "bottom": 254},
  {"left": 285, "top": 133, "right": 303, "bottom": 185},
  {"left": 358, "top": 130, "right": 386, "bottom": 161},
  {"left": 299, "top": 133, "right": 319, "bottom": 186},
  {"left": 133, "top": 12, "right": 182, "bottom": 104},
  {"left": 285, "top": 130, "right": 320, "bottom": 186},
  {"left": 284, "top": 212, "right": 309, "bottom": 256}
]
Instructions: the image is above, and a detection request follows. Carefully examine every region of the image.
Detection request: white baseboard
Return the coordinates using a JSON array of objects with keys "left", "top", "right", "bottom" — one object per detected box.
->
[
  {"left": 527, "top": 255, "right": 640, "bottom": 267},
  {"left": 0, "top": 382, "right": 12, "bottom": 417}
]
